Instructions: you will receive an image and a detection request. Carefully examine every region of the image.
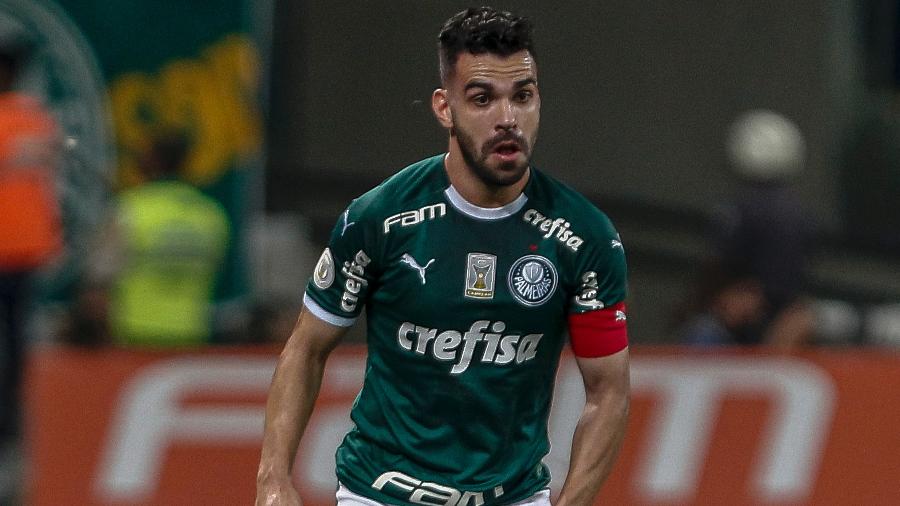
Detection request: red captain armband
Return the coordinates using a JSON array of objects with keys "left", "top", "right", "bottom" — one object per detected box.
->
[{"left": 567, "top": 302, "right": 629, "bottom": 357}]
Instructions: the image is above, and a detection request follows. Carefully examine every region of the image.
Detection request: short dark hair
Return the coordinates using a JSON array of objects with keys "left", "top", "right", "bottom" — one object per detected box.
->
[{"left": 438, "top": 7, "right": 536, "bottom": 83}]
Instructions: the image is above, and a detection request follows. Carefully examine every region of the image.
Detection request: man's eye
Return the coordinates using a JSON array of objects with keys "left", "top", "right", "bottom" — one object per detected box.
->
[
  {"left": 472, "top": 94, "right": 490, "bottom": 105},
  {"left": 515, "top": 90, "right": 533, "bottom": 102}
]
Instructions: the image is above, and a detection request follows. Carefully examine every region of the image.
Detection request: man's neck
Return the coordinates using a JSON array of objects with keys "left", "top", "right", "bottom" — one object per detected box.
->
[{"left": 443, "top": 142, "right": 529, "bottom": 208}]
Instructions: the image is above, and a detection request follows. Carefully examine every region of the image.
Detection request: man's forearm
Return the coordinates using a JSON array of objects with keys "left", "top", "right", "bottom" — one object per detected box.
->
[
  {"left": 257, "top": 311, "right": 339, "bottom": 482},
  {"left": 257, "top": 339, "right": 327, "bottom": 480},
  {"left": 556, "top": 351, "right": 630, "bottom": 506},
  {"left": 555, "top": 390, "right": 628, "bottom": 506}
]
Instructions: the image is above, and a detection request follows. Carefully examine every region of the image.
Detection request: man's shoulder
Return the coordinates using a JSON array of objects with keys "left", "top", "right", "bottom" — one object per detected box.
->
[
  {"left": 348, "top": 154, "right": 448, "bottom": 224},
  {"left": 526, "top": 168, "right": 619, "bottom": 242}
]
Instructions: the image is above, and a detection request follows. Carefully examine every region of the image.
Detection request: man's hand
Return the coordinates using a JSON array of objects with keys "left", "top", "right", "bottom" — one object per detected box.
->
[{"left": 256, "top": 474, "right": 302, "bottom": 506}]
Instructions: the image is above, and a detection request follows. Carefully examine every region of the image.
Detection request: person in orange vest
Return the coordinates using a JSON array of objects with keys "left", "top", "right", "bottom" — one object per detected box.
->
[{"left": 0, "top": 38, "right": 63, "bottom": 444}]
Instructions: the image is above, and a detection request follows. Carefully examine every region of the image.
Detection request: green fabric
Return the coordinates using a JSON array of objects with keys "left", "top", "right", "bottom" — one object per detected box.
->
[
  {"left": 111, "top": 181, "right": 229, "bottom": 346},
  {"left": 48, "top": 0, "right": 260, "bottom": 305},
  {"left": 53, "top": 0, "right": 248, "bottom": 77},
  {"left": 305, "top": 154, "right": 627, "bottom": 505}
]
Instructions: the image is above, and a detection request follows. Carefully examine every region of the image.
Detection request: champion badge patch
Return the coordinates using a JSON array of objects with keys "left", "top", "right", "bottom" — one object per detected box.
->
[
  {"left": 313, "top": 248, "right": 335, "bottom": 289},
  {"left": 508, "top": 255, "right": 558, "bottom": 306},
  {"left": 465, "top": 253, "right": 497, "bottom": 299}
]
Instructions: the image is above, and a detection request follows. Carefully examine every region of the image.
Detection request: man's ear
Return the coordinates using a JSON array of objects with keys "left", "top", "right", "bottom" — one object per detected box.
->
[{"left": 431, "top": 88, "right": 453, "bottom": 129}]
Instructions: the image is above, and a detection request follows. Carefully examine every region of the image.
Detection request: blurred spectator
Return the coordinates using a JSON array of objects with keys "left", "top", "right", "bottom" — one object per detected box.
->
[
  {"left": 841, "top": 90, "right": 900, "bottom": 252},
  {"left": 0, "top": 37, "right": 62, "bottom": 446},
  {"left": 678, "top": 274, "right": 767, "bottom": 346},
  {"left": 678, "top": 110, "right": 816, "bottom": 349},
  {"left": 76, "top": 131, "right": 230, "bottom": 347}
]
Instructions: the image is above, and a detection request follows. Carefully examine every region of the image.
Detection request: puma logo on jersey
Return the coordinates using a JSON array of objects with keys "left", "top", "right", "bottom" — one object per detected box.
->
[
  {"left": 400, "top": 253, "right": 435, "bottom": 285},
  {"left": 397, "top": 320, "right": 543, "bottom": 375},
  {"left": 340, "top": 208, "right": 356, "bottom": 236},
  {"left": 615, "top": 310, "right": 627, "bottom": 322},
  {"left": 383, "top": 203, "right": 446, "bottom": 234},
  {"left": 522, "top": 209, "right": 584, "bottom": 252}
]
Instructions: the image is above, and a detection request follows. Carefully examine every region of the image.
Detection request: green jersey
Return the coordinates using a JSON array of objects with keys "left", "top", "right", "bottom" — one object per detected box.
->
[{"left": 304, "top": 154, "right": 627, "bottom": 506}]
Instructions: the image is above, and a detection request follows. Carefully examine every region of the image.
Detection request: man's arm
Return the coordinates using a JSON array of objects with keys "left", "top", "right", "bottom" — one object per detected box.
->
[
  {"left": 555, "top": 347, "right": 630, "bottom": 506},
  {"left": 256, "top": 307, "right": 349, "bottom": 506}
]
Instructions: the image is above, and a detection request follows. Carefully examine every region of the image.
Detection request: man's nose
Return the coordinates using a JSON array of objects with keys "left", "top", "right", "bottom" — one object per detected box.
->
[{"left": 495, "top": 100, "right": 516, "bottom": 130}]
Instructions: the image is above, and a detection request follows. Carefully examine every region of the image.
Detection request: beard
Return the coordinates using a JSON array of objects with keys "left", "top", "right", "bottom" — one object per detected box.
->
[{"left": 452, "top": 122, "right": 533, "bottom": 188}]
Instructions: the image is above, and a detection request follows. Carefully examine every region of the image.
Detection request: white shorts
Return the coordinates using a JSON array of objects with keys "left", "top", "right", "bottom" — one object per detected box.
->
[{"left": 335, "top": 483, "right": 551, "bottom": 506}]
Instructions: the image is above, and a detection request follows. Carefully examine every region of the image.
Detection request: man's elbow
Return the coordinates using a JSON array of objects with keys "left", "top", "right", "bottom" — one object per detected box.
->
[{"left": 585, "top": 376, "right": 630, "bottom": 419}]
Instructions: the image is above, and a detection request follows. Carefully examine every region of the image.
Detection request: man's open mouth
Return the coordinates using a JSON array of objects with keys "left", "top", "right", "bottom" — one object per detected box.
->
[{"left": 493, "top": 141, "right": 521, "bottom": 156}]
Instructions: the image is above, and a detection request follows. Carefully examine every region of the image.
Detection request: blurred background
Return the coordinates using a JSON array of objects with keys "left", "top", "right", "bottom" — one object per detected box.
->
[{"left": 1, "top": 0, "right": 900, "bottom": 505}]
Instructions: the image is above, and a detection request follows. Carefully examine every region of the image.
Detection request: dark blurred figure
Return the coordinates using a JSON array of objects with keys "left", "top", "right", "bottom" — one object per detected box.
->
[
  {"left": 679, "top": 110, "right": 816, "bottom": 349},
  {"left": 76, "top": 131, "right": 230, "bottom": 347},
  {"left": 844, "top": 0, "right": 900, "bottom": 251},
  {"left": 842, "top": 91, "right": 900, "bottom": 252},
  {"left": 0, "top": 37, "right": 62, "bottom": 446},
  {"left": 678, "top": 275, "right": 767, "bottom": 346}
]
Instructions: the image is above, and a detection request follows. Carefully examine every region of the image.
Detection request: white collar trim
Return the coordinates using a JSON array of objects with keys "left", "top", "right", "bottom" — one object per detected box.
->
[{"left": 443, "top": 185, "right": 528, "bottom": 220}]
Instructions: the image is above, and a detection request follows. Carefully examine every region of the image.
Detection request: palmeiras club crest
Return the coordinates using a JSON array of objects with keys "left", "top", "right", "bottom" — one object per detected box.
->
[{"left": 507, "top": 255, "right": 557, "bottom": 307}]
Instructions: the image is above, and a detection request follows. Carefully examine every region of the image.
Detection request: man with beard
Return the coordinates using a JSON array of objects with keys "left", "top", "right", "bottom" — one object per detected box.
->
[{"left": 257, "top": 7, "right": 630, "bottom": 506}]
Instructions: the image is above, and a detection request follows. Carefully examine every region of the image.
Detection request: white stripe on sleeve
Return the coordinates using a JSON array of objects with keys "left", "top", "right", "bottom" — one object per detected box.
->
[{"left": 303, "top": 292, "right": 358, "bottom": 327}]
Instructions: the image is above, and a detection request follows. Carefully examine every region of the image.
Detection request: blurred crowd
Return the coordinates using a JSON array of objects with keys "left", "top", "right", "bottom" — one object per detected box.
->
[
  {"left": 0, "top": 33, "right": 293, "bottom": 502},
  {"left": 674, "top": 110, "right": 817, "bottom": 349}
]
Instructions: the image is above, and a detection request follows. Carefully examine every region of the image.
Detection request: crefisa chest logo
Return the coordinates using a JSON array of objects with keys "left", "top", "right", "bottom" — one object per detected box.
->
[{"left": 507, "top": 255, "right": 557, "bottom": 306}]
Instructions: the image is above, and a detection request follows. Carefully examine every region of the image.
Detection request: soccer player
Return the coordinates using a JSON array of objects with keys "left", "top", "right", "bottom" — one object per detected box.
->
[{"left": 257, "top": 7, "right": 630, "bottom": 506}]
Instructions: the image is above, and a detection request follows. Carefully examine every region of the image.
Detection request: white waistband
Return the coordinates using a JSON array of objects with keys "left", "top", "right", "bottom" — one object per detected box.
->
[{"left": 335, "top": 483, "right": 551, "bottom": 506}]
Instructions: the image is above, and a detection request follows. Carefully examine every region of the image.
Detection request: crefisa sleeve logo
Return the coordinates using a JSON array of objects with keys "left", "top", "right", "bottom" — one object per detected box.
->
[
  {"left": 313, "top": 248, "right": 335, "bottom": 289},
  {"left": 573, "top": 270, "right": 604, "bottom": 310},
  {"left": 507, "top": 255, "right": 557, "bottom": 306}
]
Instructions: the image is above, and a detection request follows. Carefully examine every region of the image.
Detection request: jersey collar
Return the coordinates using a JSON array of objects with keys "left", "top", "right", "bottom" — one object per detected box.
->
[{"left": 443, "top": 184, "right": 528, "bottom": 220}]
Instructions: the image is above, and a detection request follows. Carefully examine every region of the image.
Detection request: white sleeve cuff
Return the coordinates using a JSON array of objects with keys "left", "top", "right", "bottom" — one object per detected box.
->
[{"left": 302, "top": 292, "right": 358, "bottom": 327}]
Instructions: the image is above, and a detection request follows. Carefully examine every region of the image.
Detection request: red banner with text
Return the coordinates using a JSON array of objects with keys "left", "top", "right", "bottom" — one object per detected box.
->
[{"left": 25, "top": 346, "right": 900, "bottom": 505}]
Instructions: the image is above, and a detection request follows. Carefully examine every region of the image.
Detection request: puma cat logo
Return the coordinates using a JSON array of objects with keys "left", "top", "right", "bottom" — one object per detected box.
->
[{"left": 400, "top": 253, "right": 435, "bottom": 285}]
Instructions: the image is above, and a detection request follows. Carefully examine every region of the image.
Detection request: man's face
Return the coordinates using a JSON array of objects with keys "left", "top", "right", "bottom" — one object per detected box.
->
[{"left": 438, "top": 50, "right": 540, "bottom": 187}]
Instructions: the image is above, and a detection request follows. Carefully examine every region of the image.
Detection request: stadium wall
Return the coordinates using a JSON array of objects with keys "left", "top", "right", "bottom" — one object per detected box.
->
[{"left": 26, "top": 345, "right": 900, "bottom": 505}]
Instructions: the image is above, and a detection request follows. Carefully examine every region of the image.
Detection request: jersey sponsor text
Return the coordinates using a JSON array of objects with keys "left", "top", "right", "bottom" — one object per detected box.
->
[
  {"left": 573, "top": 271, "right": 604, "bottom": 310},
  {"left": 383, "top": 203, "right": 447, "bottom": 234},
  {"left": 372, "top": 470, "right": 504, "bottom": 506},
  {"left": 340, "top": 250, "right": 372, "bottom": 312},
  {"left": 397, "top": 320, "right": 543, "bottom": 374},
  {"left": 522, "top": 209, "right": 584, "bottom": 251}
]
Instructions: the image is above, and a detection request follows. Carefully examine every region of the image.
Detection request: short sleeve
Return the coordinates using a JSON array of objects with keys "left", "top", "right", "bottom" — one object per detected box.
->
[
  {"left": 568, "top": 218, "right": 627, "bottom": 315},
  {"left": 566, "top": 214, "right": 629, "bottom": 357},
  {"left": 304, "top": 203, "right": 378, "bottom": 327}
]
